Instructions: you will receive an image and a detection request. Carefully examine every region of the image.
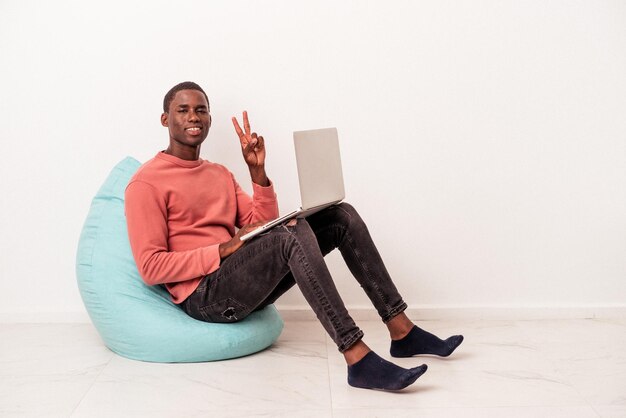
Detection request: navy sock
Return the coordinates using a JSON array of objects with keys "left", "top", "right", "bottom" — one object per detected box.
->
[
  {"left": 347, "top": 351, "right": 427, "bottom": 391},
  {"left": 390, "top": 325, "right": 464, "bottom": 358}
]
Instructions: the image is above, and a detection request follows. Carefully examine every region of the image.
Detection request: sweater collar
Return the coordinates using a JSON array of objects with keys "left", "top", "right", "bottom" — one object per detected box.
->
[{"left": 156, "top": 151, "right": 204, "bottom": 168}]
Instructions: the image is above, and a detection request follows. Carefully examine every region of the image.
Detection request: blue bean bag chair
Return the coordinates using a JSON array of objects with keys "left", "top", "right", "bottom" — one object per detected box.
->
[{"left": 76, "top": 157, "right": 283, "bottom": 362}]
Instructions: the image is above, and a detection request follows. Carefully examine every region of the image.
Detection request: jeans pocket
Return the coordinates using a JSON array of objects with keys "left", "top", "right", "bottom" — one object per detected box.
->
[{"left": 199, "top": 298, "right": 249, "bottom": 323}]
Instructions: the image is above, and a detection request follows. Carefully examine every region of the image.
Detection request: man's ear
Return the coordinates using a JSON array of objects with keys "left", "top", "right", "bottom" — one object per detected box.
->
[{"left": 161, "top": 112, "right": 168, "bottom": 127}]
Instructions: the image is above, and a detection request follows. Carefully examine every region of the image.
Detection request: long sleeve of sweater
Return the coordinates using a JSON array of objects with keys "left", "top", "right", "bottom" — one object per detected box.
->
[
  {"left": 125, "top": 180, "right": 222, "bottom": 286},
  {"left": 124, "top": 152, "right": 279, "bottom": 303}
]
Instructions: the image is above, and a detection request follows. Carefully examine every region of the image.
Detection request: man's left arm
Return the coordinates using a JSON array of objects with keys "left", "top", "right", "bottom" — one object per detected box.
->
[
  {"left": 232, "top": 111, "right": 279, "bottom": 226},
  {"left": 231, "top": 172, "right": 278, "bottom": 226}
]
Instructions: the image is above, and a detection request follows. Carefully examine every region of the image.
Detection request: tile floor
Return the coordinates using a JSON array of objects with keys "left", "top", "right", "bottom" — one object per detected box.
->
[{"left": 1, "top": 318, "right": 625, "bottom": 417}]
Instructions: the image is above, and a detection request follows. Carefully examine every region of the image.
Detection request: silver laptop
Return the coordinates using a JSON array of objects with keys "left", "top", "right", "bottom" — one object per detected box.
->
[{"left": 240, "top": 127, "right": 345, "bottom": 241}]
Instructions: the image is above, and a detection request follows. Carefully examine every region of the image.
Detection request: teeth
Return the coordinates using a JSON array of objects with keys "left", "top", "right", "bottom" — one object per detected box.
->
[{"left": 186, "top": 127, "right": 201, "bottom": 131}]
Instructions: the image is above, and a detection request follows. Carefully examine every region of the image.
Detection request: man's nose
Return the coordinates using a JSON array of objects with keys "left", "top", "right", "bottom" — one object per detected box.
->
[{"left": 188, "top": 111, "right": 200, "bottom": 121}]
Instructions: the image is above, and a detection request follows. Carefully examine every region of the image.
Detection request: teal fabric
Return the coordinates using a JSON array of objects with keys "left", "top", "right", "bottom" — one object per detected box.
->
[{"left": 76, "top": 157, "right": 283, "bottom": 362}]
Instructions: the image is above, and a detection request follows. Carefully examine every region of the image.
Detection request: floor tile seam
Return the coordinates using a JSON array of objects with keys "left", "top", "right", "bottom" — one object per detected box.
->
[
  {"left": 0, "top": 363, "right": 114, "bottom": 379},
  {"left": 68, "top": 353, "right": 115, "bottom": 417},
  {"left": 325, "top": 332, "right": 337, "bottom": 414},
  {"left": 334, "top": 402, "right": 597, "bottom": 409},
  {"left": 70, "top": 407, "right": 337, "bottom": 415},
  {"left": 592, "top": 404, "right": 626, "bottom": 412},
  {"left": 69, "top": 405, "right": 338, "bottom": 414},
  {"left": 330, "top": 405, "right": 604, "bottom": 411},
  {"left": 417, "top": 369, "right": 600, "bottom": 409},
  {"left": 0, "top": 370, "right": 96, "bottom": 377},
  {"left": 589, "top": 404, "right": 603, "bottom": 417},
  {"left": 553, "top": 365, "right": 610, "bottom": 411}
]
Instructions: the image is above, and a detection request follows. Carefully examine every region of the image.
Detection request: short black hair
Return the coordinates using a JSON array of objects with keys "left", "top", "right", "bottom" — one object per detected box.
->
[{"left": 163, "top": 81, "right": 209, "bottom": 113}]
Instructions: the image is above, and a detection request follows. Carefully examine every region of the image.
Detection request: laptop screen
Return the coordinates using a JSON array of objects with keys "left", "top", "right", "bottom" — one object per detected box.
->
[{"left": 293, "top": 127, "right": 345, "bottom": 210}]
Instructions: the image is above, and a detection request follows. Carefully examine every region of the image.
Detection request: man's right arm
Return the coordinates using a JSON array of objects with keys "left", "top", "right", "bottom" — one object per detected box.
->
[
  {"left": 218, "top": 222, "right": 265, "bottom": 259},
  {"left": 125, "top": 181, "right": 221, "bottom": 285}
]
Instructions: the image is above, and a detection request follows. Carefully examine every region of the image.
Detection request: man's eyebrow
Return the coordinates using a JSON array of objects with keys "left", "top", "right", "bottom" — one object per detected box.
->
[{"left": 176, "top": 104, "right": 208, "bottom": 109}]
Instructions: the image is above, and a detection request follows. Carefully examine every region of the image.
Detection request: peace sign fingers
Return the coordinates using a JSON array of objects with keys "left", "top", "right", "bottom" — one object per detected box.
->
[
  {"left": 232, "top": 110, "right": 266, "bottom": 168},
  {"left": 231, "top": 111, "right": 254, "bottom": 147},
  {"left": 231, "top": 115, "right": 245, "bottom": 141},
  {"left": 243, "top": 110, "right": 251, "bottom": 136}
]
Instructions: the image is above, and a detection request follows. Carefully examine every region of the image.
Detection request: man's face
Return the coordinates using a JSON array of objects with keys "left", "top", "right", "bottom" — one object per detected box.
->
[{"left": 161, "top": 89, "right": 211, "bottom": 148}]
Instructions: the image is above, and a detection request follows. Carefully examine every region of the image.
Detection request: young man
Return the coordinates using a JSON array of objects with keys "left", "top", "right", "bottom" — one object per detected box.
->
[{"left": 125, "top": 81, "right": 464, "bottom": 391}]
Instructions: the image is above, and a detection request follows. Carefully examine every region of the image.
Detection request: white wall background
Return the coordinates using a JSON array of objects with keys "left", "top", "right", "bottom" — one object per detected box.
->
[{"left": 1, "top": 0, "right": 625, "bottom": 319}]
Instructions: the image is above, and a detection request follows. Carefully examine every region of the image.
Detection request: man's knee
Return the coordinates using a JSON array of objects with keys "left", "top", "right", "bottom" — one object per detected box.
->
[
  {"left": 337, "top": 202, "right": 357, "bottom": 216},
  {"left": 334, "top": 202, "right": 364, "bottom": 226},
  {"left": 302, "top": 202, "right": 365, "bottom": 246},
  {"left": 306, "top": 202, "right": 362, "bottom": 230}
]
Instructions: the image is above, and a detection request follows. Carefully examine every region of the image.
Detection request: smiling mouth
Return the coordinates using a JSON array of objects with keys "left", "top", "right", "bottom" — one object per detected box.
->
[{"left": 185, "top": 127, "right": 202, "bottom": 132}]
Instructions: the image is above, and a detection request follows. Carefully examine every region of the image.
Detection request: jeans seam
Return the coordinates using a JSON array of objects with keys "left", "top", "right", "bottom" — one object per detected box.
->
[
  {"left": 342, "top": 230, "right": 392, "bottom": 312},
  {"left": 291, "top": 231, "right": 346, "bottom": 339}
]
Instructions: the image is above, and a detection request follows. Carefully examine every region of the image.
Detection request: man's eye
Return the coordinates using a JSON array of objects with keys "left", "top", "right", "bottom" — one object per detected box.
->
[
  {"left": 177, "top": 109, "right": 187, "bottom": 113},
  {"left": 197, "top": 109, "right": 206, "bottom": 113}
]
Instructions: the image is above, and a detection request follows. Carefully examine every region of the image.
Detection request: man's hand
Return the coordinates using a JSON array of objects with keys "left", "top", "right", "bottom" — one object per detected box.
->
[
  {"left": 232, "top": 111, "right": 266, "bottom": 168},
  {"left": 218, "top": 222, "right": 265, "bottom": 259},
  {"left": 232, "top": 111, "right": 269, "bottom": 186}
]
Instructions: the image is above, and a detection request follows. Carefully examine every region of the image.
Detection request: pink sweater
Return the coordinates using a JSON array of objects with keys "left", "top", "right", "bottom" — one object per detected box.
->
[{"left": 124, "top": 152, "right": 279, "bottom": 304}]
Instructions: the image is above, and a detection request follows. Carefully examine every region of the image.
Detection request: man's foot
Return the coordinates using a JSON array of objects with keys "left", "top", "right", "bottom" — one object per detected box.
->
[
  {"left": 347, "top": 351, "right": 427, "bottom": 391},
  {"left": 390, "top": 325, "right": 464, "bottom": 358}
]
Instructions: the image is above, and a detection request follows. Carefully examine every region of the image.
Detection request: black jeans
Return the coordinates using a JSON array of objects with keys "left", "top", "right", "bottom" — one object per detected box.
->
[{"left": 181, "top": 202, "right": 407, "bottom": 352}]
